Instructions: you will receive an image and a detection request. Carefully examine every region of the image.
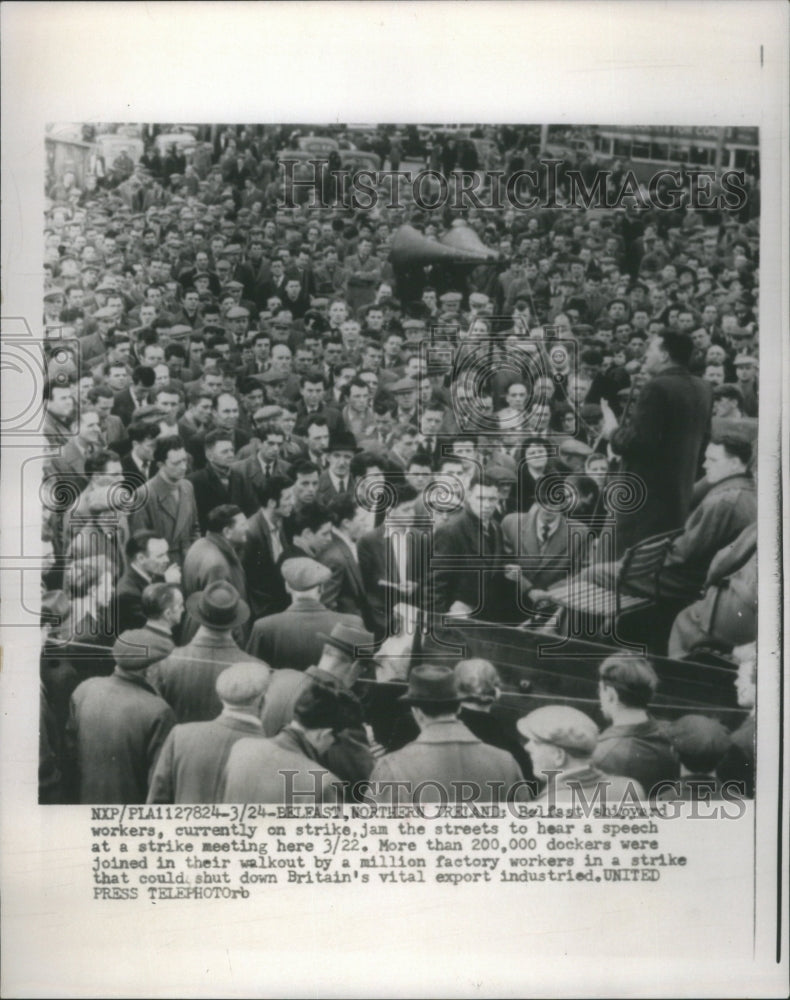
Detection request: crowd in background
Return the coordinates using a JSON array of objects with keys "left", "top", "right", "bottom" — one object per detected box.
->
[{"left": 38, "top": 124, "right": 759, "bottom": 805}]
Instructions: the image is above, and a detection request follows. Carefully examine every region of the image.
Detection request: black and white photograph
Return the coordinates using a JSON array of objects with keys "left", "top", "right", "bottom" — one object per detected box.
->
[
  {"left": 1, "top": 3, "right": 787, "bottom": 998},
  {"left": 36, "top": 118, "right": 762, "bottom": 809}
]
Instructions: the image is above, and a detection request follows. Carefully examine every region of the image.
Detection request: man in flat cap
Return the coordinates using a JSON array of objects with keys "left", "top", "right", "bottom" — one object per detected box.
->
[
  {"left": 518, "top": 704, "right": 641, "bottom": 804},
  {"left": 247, "top": 556, "right": 365, "bottom": 670},
  {"left": 147, "top": 661, "right": 270, "bottom": 803},
  {"left": 368, "top": 664, "right": 524, "bottom": 804},
  {"left": 65, "top": 630, "right": 176, "bottom": 803},
  {"left": 221, "top": 682, "right": 345, "bottom": 804}
]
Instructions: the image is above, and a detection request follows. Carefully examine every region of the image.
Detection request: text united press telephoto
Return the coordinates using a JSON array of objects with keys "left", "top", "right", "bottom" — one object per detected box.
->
[{"left": 37, "top": 122, "right": 761, "bottom": 894}]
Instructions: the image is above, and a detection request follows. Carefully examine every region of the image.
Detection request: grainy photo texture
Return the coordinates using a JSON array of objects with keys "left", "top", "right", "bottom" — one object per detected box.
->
[{"left": 37, "top": 122, "right": 759, "bottom": 812}]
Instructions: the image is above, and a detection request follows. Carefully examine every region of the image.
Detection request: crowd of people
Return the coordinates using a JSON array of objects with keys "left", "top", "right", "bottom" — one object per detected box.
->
[{"left": 38, "top": 123, "right": 759, "bottom": 806}]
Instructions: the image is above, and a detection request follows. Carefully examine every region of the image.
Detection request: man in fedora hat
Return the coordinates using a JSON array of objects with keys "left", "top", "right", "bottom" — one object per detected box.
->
[
  {"left": 261, "top": 621, "right": 376, "bottom": 787},
  {"left": 147, "top": 661, "right": 270, "bottom": 803},
  {"left": 315, "top": 429, "right": 358, "bottom": 504},
  {"left": 368, "top": 665, "right": 524, "bottom": 805},
  {"left": 246, "top": 557, "right": 364, "bottom": 670},
  {"left": 222, "top": 681, "right": 345, "bottom": 804},
  {"left": 147, "top": 581, "right": 268, "bottom": 724},
  {"left": 65, "top": 630, "right": 177, "bottom": 803}
]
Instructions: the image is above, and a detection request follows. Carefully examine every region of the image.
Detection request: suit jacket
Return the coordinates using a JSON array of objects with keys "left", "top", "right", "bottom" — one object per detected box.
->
[
  {"left": 147, "top": 627, "right": 266, "bottom": 724},
  {"left": 368, "top": 718, "right": 523, "bottom": 804},
  {"left": 113, "top": 622, "right": 175, "bottom": 666},
  {"left": 188, "top": 464, "right": 233, "bottom": 533},
  {"left": 246, "top": 598, "right": 364, "bottom": 671},
  {"left": 177, "top": 412, "right": 207, "bottom": 448},
  {"left": 592, "top": 719, "right": 679, "bottom": 793},
  {"left": 221, "top": 724, "right": 341, "bottom": 804},
  {"left": 147, "top": 712, "right": 265, "bottom": 803},
  {"left": 43, "top": 410, "right": 74, "bottom": 449},
  {"left": 319, "top": 531, "right": 368, "bottom": 618},
  {"left": 76, "top": 330, "right": 107, "bottom": 365},
  {"left": 180, "top": 533, "right": 250, "bottom": 645},
  {"left": 668, "top": 522, "right": 758, "bottom": 657},
  {"left": 48, "top": 440, "right": 90, "bottom": 495},
  {"left": 129, "top": 472, "right": 200, "bottom": 566},
  {"left": 610, "top": 365, "right": 712, "bottom": 555},
  {"left": 115, "top": 565, "right": 159, "bottom": 632},
  {"left": 228, "top": 453, "right": 292, "bottom": 517},
  {"left": 430, "top": 508, "right": 508, "bottom": 622},
  {"left": 501, "top": 507, "right": 575, "bottom": 593},
  {"left": 112, "top": 386, "right": 146, "bottom": 426},
  {"left": 243, "top": 509, "right": 288, "bottom": 619},
  {"left": 658, "top": 473, "right": 756, "bottom": 602},
  {"left": 120, "top": 452, "right": 155, "bottom": 496},
  {"left": 315, "top": 469, "right": 356, "bottom": 505},
  {"left": 66, "top": 669, "right": 175, "bottom": 804}
]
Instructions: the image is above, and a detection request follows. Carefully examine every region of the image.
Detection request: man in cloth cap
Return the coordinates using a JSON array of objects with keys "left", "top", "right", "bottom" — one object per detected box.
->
[
  {"left": 517, "top": 704, "right": 642, "bottom": 805},
  {"left": 147, "top": 581, "right": 266, "bottom": 724},
  {"left": 147, "top": 661, "right": 271, "bottom": 803},
  {"left": 246, "top": 557, "right": 365, "bottom": 670},
  {"left": 368, "top": 664, "right": 524, "bottom": 804},
  {"left": 65, "top": 629, "right": 177, "bottom": 803}
]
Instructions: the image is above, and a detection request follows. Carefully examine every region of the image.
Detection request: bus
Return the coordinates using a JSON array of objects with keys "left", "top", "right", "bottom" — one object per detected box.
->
[{"left": 592, "top": 125, "right": 758, "bottom": 179}]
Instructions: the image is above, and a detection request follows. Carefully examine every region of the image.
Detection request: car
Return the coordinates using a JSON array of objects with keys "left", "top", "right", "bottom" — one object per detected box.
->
[
  {"left": 153, "top": 131, "right": 198, "bottom": 156},
  {"left": 296, "top": 135, "right": 340, "bottom": 156},
  {"left": 543, "top": 135, "right": 598, "bottom": 161},
  {"left": 339, "top": 149, "right": 381, "bottom": 171}
]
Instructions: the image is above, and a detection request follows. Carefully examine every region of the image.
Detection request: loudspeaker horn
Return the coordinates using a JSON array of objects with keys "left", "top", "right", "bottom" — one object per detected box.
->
[
  {"left": 390, "top": 224, "right": 496, "bottom": 267},
  {"left": 439, "top": 219, "right": 500, "bottom": 261}
]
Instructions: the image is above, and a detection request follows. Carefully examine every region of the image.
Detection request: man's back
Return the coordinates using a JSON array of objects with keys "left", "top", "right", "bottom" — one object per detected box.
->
[
  {"left": 247, "top": 600, "right": 364, "bottom": 670},
  {"left": 147, "top": 714, "right": 265, "bottom": 803},
  {"left": 592, "top": 718, "right": 679, "bottom": 794},
  {"left": 534, "top": 764, "right": 643, "bottom": 804},
  {"left": 148, "top": 629, "right": 266, "bottom": 723},
  {"left": 611, "top": 366, "right": 712, "bottom": 553},
  {"left": 369, "top": 717, "right": 523, "bottom": 803},
  {"left": 221, "top": 726, "right": 341, "bottom": 804},
  {"left": 68, "top": 672, "right": 175, "bottom": 803}
]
